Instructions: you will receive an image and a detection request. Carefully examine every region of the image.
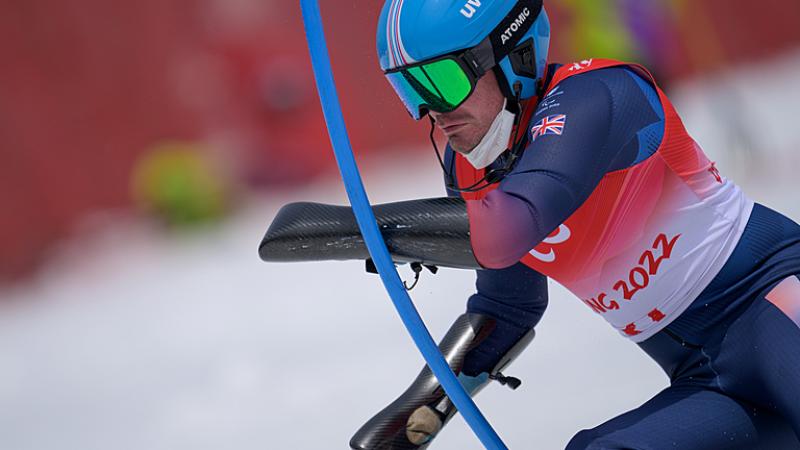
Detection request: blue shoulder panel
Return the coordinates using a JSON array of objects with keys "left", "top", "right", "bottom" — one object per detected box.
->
[{"left": 623, "top": 69, "right": 665, "bottom": 164}]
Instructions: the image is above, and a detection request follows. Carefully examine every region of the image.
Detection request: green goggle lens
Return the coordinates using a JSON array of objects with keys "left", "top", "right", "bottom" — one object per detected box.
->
[{"left": 385, "top": 57, "right": 474, "bottom": 119}]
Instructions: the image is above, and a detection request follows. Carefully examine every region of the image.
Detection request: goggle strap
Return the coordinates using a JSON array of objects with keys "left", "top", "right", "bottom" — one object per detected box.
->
[
  {"left": 488, "top": 0, "right": 542, "bottom": 60},
  {"left": 461, "top": 0, "right": 542, "bottom": 81},
  {"left": 465, "top": 39, "right": 495, "bottom": 78}
]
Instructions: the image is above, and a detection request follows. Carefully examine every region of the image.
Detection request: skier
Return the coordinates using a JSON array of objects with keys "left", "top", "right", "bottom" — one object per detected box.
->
[{"left": 347, "top": 0, "right": 800, "bottom": 448}]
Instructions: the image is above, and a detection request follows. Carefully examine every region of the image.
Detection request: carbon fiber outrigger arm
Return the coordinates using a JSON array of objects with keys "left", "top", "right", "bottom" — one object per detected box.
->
[{"left": 259, "top": 197, "right": 482, "bottom": 270}]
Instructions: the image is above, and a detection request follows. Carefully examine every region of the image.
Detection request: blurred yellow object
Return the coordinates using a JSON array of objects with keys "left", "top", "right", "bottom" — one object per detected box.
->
[
  {"left": 131, "top": 141, "right": 231, "bottom": 226},
  {"left": 560, "top": 0, "right": 636, "bottom": 61}
]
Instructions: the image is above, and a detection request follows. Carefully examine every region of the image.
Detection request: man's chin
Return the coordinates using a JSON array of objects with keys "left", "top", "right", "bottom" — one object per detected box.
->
[{"left": 449, "top": 136, "right": 480, "bottom": 155}]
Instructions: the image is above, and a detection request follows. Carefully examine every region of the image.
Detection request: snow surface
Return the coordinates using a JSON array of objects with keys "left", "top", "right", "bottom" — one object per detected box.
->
[{"left": 1, "top": 51, "right": 799, "bottom": 450}]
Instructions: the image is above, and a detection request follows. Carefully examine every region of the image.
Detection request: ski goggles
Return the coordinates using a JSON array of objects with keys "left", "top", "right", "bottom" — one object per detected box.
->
[
  {"left": 383, "top": 0, "right": 542, "bottom": 120},
  {"left": 384, "top": 54, "right": 482, "bottom": 120}
]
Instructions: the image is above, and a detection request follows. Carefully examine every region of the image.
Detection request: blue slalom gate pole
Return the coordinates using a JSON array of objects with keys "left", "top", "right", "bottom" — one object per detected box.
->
[{"left": 299, "top": 1, "right": 508, "bottom": 449}]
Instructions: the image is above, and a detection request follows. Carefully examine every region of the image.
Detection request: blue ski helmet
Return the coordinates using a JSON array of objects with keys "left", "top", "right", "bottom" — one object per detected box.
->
[{"left": 377, "top": 0, "right": 550, "bottom": 120}]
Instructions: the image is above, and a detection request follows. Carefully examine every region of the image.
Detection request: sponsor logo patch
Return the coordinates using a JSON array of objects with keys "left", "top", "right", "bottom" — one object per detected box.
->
[
  {"left": 536, "top": 88, "right": 564, "bottom": 115},
  {"left": 500, "top": 7, "right": 531, "bottom": 44},
  {"left": 529, "top": 224, "right": 572, "bottom": 263},
  {"left": 460, "top": 0, "right": 482, "bottom": 18},
  {"left": 567, "top": 59, "right": 594, "bottom": 72}
]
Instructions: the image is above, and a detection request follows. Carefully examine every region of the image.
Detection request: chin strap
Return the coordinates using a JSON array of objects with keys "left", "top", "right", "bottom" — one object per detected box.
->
[{"left": 429, "top": 81, "right": 526, "bottom": 194}]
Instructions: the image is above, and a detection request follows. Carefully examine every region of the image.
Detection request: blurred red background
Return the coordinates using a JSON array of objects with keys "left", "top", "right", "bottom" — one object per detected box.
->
[{"left": 1, "top": 0, "right": 799, "bottom": 282}]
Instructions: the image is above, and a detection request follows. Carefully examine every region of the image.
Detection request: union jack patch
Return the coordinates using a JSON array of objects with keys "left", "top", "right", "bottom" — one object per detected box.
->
[{"left": 531, "top": 115, "right": 567, "bottom": 141}]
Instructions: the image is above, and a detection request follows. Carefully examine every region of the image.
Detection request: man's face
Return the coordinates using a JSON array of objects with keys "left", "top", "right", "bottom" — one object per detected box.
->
[{"left": 429, "top": 70, "right": 505, "bottom": 154}]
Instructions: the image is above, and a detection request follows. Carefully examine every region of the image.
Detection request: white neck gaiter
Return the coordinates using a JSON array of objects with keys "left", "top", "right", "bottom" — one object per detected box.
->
[{"left": 463, "top": 99, "right": 516, "bottom": 169}]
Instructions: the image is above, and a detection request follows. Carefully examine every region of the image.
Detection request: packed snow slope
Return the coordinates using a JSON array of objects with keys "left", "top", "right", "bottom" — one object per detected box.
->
[{"left": 1, "top": 50, "right": 799, "bottom": 449}]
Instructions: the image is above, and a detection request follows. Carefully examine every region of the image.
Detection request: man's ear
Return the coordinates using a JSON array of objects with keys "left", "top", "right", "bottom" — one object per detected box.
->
[{"left": 490, "top": 67, "right": 518, "bottom": 114}]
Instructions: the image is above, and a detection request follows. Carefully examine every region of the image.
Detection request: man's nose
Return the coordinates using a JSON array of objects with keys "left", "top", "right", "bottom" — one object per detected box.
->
[{"left": 429, "top": 110, "right": 455, "bottom": 123}]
